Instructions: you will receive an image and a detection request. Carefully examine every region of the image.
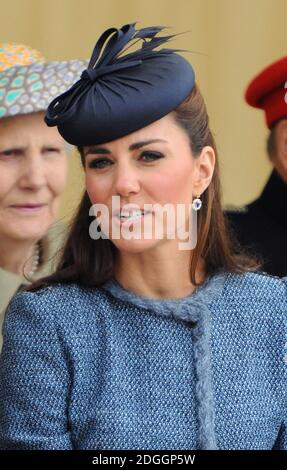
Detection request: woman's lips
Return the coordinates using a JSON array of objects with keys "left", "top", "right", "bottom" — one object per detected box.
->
[
  {"left": 113, "top": 211, "right": 152, "bottom": 227},
  {"left": 9, "top": 204, "right": 47, "bottom": 213}
]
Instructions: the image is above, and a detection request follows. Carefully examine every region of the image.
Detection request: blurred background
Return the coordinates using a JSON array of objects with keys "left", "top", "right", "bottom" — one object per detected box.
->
[{"left": 1, "top": 0, "right": 286, "bottom": 221}]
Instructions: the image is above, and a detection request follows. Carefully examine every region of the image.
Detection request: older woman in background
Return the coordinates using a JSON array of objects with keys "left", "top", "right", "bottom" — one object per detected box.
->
[{"left": 0, "top": 44, "right": 86, "bottom": 349}]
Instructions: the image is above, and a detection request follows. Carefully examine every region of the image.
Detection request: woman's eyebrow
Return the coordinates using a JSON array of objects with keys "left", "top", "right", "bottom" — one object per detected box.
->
[
  {"left": 84, "top": 139, "right": 168, "bottom": 156},
  {"left": 0, "top": 146, "right": 26, "bottom": 153},
  {"left": 128, "top": 139, "right": 168, "bottom": 151}
]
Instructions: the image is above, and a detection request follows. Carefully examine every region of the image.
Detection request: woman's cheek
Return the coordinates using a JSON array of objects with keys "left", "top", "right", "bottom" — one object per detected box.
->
[
  {"left": 152, "top": 169, "right": 194, "bottom": 206},
  {"left": 146, "top": 172, "right": 181, "bottom": 201},
  {"left": 86, "top": 180, "right": 107, "bottom": 205},
  {"left": 47, "top": 173, "right": 67, "bottom": 196},
  {"left": 0, "top": 170, "right": 16, "bottom": 206},
  {"left": 47, "top": 159, "right": 68, "bottom": 195},
  {"left": 86, "top": 171, "right": 115, "bottom": 204}
]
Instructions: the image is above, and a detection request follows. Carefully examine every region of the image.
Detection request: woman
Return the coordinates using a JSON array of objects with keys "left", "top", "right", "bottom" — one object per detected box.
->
[
  {"left": 0, "top": 43, "right": 87, "bottom": 349},
  {"left": 0, "top": 24, "right": 286, "bottom": 450}
]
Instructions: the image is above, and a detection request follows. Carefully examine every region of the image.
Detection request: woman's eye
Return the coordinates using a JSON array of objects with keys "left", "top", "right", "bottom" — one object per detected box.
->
[
  {"left": 44, "top": 148, "right": 61, "bottom": 153},
  {"left": 140, "top": 151, "right": 164, "bottom": 162},
  {"left": 87, "top": 152, "right": 163, "bottom": 169},
  {"left": 0, "top": 149, "right": 21, "bottom": 157},
  {"left": 88, "top": 158, "right": 112, "bottom": 169}
]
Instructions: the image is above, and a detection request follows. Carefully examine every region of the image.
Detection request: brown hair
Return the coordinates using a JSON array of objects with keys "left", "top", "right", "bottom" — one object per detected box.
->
[{"left": 26, "top": 84, "right": 260, "bottom": 292}]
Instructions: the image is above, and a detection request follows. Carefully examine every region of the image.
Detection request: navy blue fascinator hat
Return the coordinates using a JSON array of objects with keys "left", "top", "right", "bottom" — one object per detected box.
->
[{"left": 45, "top": 23, "right": 195, "bottom": 146}]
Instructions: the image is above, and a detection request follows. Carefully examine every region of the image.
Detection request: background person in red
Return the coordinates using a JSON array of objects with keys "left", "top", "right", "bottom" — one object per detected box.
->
[{"left": 226, "top": 57, "right": 287, "bottom": 277}]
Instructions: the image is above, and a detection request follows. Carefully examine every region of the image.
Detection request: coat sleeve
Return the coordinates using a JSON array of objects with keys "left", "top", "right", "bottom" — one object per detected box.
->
[
  {"left": 0, "top": 267, "right": 27, "bottom": 352},
  {"left": 0, "top": 289, "right": 74, "bottom": 450},
  {"left": 273, "top": 276, "right": 287, "bottom": 450}
]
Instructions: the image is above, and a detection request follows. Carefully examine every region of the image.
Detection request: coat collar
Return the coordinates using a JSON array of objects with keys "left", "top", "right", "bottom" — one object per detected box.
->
[{"left": 103, "top": 270, "right": 227, "bottom": 321}]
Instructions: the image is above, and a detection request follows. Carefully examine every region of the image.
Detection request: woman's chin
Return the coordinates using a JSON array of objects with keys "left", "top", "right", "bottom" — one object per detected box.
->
[
  {"left": 111, "top": 237, "right": 163, "bottom": 254},
  {"left": 2, "top": 222, "right": 51, "bottom": 242}
]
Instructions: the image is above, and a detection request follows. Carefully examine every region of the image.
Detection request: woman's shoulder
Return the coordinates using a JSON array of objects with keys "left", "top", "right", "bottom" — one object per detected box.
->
[
  {"left": 6, "top": 271, "right": 286, "bottom": 326},
  {"left": 5, "top": 281, "right": 109, "bottom": 325},
  {"left": 225, "top": 269, "right": 286, "bottom": 286},
  {"left": 224, "top": 270, "right": 286, "bottom": 296},
  {"left": 220, "top": 270, "right": 287, "bottom": 321}
]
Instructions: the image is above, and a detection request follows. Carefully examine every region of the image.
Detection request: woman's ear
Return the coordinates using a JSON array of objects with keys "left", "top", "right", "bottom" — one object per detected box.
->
[
  {"left": 274, "top": 119, "right": 287, "bottom": 183},
  {"left": 193, "top": 146, "right": 216, "bottom": 195}
]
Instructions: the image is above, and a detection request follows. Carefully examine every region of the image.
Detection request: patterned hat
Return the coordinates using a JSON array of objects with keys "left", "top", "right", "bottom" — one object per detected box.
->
[{"left": 0, "top": 43, "right": 87, "bottom": 119}]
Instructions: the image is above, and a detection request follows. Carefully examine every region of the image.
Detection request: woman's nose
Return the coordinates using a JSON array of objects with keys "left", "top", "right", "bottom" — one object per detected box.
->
[
  {"left": 113, "top": 165, "right": 141, "bottom": 197},
  {"left": 18, "top": 154, "right": 46, "bottom": 189}
]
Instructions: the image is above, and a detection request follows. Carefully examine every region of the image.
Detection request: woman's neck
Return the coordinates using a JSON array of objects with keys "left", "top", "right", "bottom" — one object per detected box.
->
[
  {"left": 0, "top": 235, "right": 38, "bottom": 276},
  {"left": 114, "top": 245, "right": 205, "bottom": 300}
]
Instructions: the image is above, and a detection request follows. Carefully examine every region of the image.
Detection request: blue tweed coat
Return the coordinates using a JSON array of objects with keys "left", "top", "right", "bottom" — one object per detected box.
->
[{"left": 0, "top": 270, "right": 286, "bottom": 450}]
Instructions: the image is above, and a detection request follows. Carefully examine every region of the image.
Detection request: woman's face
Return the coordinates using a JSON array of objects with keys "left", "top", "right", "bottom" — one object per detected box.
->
[
  {"left": 0, "top": 112, "right": 68, "bottom": 242},
  {"left": 84, "top": 113, "right": 215, "bottom": 254}
]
